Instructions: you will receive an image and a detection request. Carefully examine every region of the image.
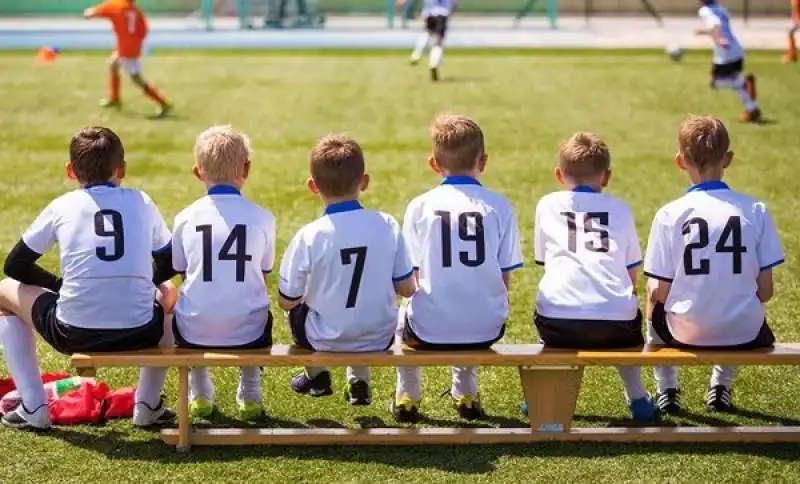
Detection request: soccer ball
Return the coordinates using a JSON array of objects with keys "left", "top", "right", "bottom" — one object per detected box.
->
[{"left": 666, "top": 44, "right": 685, "bottom": 63}]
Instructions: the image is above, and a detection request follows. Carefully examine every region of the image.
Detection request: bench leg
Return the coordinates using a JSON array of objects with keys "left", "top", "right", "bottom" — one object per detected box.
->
[
  {"left": 519, "top": 365, "right": 584, "bottom": 432},
  {"left": 177, "top": 366, "right": 191, "bottom": 452},
  {"left": 76, "top": 367, "right": 96, "bottom": 378}
]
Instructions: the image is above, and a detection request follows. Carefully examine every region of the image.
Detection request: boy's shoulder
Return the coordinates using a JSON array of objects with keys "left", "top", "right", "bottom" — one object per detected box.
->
[
  {"left": 51, "top": 185, "right": 151, "bottom": 209},
  {"left": 537, "top": 190, "right": 633, "bottom": 214},
  {"left": 658, "top": 186, "right": 768, "bottom": 222},
  {"left": 408, "top": 182, "right": 514, "bottom": 213},
  {"left": 176, "top": 194, "right": 274, "bottom": 224}
]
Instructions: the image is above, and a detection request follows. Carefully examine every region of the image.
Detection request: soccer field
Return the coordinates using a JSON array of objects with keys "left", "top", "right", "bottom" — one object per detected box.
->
[{"left": 1, "top": 50, "right": 800, "bottom": 482}]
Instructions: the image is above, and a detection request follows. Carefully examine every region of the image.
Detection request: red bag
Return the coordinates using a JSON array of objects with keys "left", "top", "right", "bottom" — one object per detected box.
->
[
  {"left": 0, "top": 372, "right": 71, "bottom": 399},
  {"left": 49, "top": 382, "right": 109, "bottom": 425},
  {"left": 104, "top": 387, "right": 136, "bottom": 419}
]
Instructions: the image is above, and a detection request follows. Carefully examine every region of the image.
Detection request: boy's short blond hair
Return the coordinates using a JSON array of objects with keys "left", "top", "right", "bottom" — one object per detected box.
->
[
  {"left": 430, "top": 115, "right": 485, "bottom": 173},
  {"left": 194, "top": 125, "right": 251, "bottom": 184},
  {"left": 309, "top": 134, "right": 365, "bottom": 197},
  {"left": 558, "top": 132, "right": 610, "bottom": 183},
  {"left": 678, "top": 115, "right": 730, "bottom": 173}
]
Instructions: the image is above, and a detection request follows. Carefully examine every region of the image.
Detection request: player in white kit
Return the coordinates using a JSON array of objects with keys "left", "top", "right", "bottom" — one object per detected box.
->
[
  {"left": 279, "top": 135, "right": 416, "bottom": 406},
  {"left": 695, "top": 0, "right": 761, "bottom": 123},
  {"left": 644, "top": 115, "right": 783, "bottom": 414},
  {"left": 402, "top": 0, "right": 457, "bottom": 81},
  {"left": 393, "top": 115, "right": 523, "bottom": 422},
  {"left": 531, "top": 132, "right": 655, "bottom": 422},
  {"left": 171, "top": 126, "right": 276, "bottom": 421},
  {"left": 0, "top": 127, "right": 177, "bottom": 430}
]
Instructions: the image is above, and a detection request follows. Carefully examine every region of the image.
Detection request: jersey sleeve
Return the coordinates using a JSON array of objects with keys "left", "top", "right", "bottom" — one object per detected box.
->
[
  {"left": 262, "top": 212, "right": 276, "bottom": 273},
  {"left": 390, "top": 217, "right": 414, "bottom": 282},
  {"left": 278, "top": 230, "right": 310, "bottom": 301},
  {"left": 145, "top": 194, "right": 172, "bottom": 254},
  {"left": 91, "top": 0, "right": 117, "bottom": 18},
  {"left": 643, "top": 210, "right": 675, "bottom": 282},
  {"left": 533, "top": 200, "right": 545, "bottom": 266},
  {"left": 499, "top": 205, "right": 524, "bottom": 273},
  {"left": 402, "top": 201, "right": 421, "bottom": 269},
  {"left": 699, "top": 6, "right": 721, "bottom": 28},
  {"left": 625, "top": 211, "right": 643, "bottom": 270},
  {"left": 21, "top": 202, "right": 58, "bottom": 255},
  {"left": 170, "top": 214, "right": 187, "bottom": 273},
  {"left": 757, "top": 205, "right": 784, "bottom": 271}
]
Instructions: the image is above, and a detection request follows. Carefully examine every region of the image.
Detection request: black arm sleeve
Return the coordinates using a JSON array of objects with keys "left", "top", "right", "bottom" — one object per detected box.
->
[
  {"left": 4, "top": 239, "right": 62, "bottom": 293},
  {"left": 152, "top": 247, "right": 176, "bottom": 286}
]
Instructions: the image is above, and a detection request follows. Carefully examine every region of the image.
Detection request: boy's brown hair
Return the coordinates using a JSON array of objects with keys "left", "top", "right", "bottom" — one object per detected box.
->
[
  {"left": 69, "top": 127, "right": 125, "bottom": 185},
  {"left": 194, "top": 125, "right": 251, "bottom": 184},
  {"left": 309, "top": 134, "right": 365, "bottom": 197},
  {"left": 678, "top": 115, "right": 730, "bottom": 172},
  {"left": 558, "top": 132, "right": 610, "bottom": 183},
  {"left": 430, "top": 115, "right": 485, "bottom": 173}
]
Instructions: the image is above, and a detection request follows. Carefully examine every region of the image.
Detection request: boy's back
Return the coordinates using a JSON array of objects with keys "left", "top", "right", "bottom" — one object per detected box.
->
[
  {"left": 172, "top": 186, "right": 275, "bottom": 347},
  {"left": 24, "top": 184, "right": 170, "bottom": 329},
  {"left": 535, "top": 188, "right": 641, "bottom": 321},
  {"left": 280, "top": 202, "right": 412, "bottom": 351},
  {"left": 645, "top": 181, "right": 783, "bottom": 346},
  {"left": 404, "top": 177, "right": 522, "bottom": 344}
]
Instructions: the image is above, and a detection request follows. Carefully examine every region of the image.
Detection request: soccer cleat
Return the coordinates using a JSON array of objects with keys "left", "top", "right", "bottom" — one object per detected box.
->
[
  {"left": 629, "top": 395, "right": 658, "bottom": 423},
  {"left": 154, "top": 102, "right": 172, "bottom": 119},
  {"left": 189, "top": 397, "right": 214, "bottom": 419},
  {"left": 430, "top": 67, "right": 439, "bottom": 82},
  {"left": 655, "top": 388, "right": 682, "bottom": 415},
  {"left": 290, "top": 370, "right": 333, "bottom": 397},
  {"left": 1, "top": 403, "right": 51, "bottom": 430},
  {"left": 344, "top": 379, "right": 371, "bottom": 406},
  {"left": 410, "top": 56, "right": 420, "bottom": 66},
  {"left": 739, "top": 108, "right": 762, "bottom": 124},
  {"left": 783, "top": 52, "right": 798, "bottom": 64},
  {"left": 132, "top": 397, "right": 176, "bottom": 428},
  {"left": 390, "top": 395, "right": 420, "bottom": 423},
  {"left": 452, "top": 394, "right": 485, "bottom": 421},
  {"left": 99, "top": 98, "right": 121, "bottom": 109},
  {"left": 744, "top": 74, "right": 757, "bottom": 101},
  {"left": 706, "top": 385, "right": 734, "bottom": 412},
  {"left": 238, "top": 399, "right": 265, "bottom": 421}
]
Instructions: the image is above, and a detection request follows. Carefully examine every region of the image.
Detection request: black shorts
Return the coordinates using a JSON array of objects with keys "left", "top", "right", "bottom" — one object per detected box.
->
[
  {"left": 402, "top": 314, "right": 504, "bottom": 351},
  {"left": 173, "top": 311, "right": 273, "bottom": 350},
  {"left": 535, "top": 311, "right": 644, "bottom": 349},
  {"left": 712, "top": 59, "right": 744, "bottom": 80},
  {"left": 31, "top": 291, "right": 164, "bottom": 355},
  {"left": 425, "top": 15, "right": 448, "bottom": 37},
  {"left": 289, "top": 303, "right": 394, "bottom": 352},
  {"left": 651, "top": 302, "right": 775, "bottom": 350}
]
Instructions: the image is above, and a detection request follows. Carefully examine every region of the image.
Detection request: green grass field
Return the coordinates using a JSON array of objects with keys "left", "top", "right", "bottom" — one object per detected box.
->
[{"left": 1, "top": 49, "right": 800, "bottom": 483}]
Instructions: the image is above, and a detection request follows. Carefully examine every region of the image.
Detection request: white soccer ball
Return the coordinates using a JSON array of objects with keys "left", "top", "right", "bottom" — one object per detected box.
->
[{"left": 666, "top": 44, "right": 685, "bottom": 62}]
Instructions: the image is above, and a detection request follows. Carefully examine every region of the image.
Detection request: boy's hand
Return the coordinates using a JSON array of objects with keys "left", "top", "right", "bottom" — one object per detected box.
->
[{"left": 83, "top": 7, "right": 96, "bottom": 18}]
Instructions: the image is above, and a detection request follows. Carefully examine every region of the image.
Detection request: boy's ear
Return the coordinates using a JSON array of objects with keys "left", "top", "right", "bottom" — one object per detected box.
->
[
  {"left": 554, "top": 166, "right": 565, "bottom": 185},
  {"left": 243, "top": 160, "right": 251, "bottom": 180},
  {"left": 477, "top": 152, "right": 488, "bottom": 173},
  {"left": 428, "top": 156, "right": 444, "bottom": 175},
  {"left": 115, "top": 160, "right": 126, "bottom": 181},
  {"left": 360, "top": 173, "right": 370, "bottom": 192},
  {"left": 192, "top": 164, "right": 203, "bottom": 182},
  {"left": 723, "top": 150, "right": 734, "bottom": 168},
  {"left": 65, "top": 161, "right": 77, "bottom": 181},
  {"left": 602, "top": 169, "right": 612, "bottom": 187},
  {"left": 307, "top": 177, "right": 319, "bottom": 195},
  {"left": 675, "top": 152, "right": 687, "bottom": 171}
]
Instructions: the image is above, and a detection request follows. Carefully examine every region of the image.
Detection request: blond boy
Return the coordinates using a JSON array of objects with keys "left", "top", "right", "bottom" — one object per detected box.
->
[
  {"left": 393, "top": 115, "right": 523, "bottom": 422},
  {"left": 279, "top": 135, "right": 415, "bottom": 406},
  {"left": 644, "top": 115, "right": 783, "bottom": 414},
  {"left": 171, "top": 126, "right": 276, "bottom": 421},
  {"left": 531, "top": 132, "right": 654, "bottom": 422}
]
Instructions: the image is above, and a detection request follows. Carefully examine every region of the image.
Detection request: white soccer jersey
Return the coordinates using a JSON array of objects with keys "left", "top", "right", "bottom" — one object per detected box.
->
[
  {"left": 535, "top": 187, "right": 642, "bottom": 322},
  {"left": 172, "top": 185, "right": 276, "bottom": 347},
  {"left": 699, "top": 3, "right": 744, "bottom": 65},
  {"left": 22, "top": 183, "right": 171, "bottom": 330},
  {"left": 644, "top": 181, "right": 784, "bottom": 346},
  {"left": 423, "top": 0, "right": 456, "bottom": 17},
  {"left": 404, "top": 176, "right": 523, "bottom": 344},
  {"left": 279, "top": 201, "right": 413, "bottom": 352}
]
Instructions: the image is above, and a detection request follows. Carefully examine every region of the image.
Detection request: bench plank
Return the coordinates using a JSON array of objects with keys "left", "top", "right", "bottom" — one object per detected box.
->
[
  {"left": 161, "top": 426, "right": 800, "bottom": 446},
  {"left": 71, "top": 343, "right": 800, "bottom": 368}
]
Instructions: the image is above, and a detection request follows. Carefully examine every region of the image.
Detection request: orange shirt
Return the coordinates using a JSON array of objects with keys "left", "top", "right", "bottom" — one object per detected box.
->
[{"left": 92, "top": 0, "right": 148, "bottom": 58}]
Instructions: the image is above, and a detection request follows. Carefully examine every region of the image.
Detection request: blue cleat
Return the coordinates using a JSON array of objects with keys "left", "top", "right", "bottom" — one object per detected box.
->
[{"left": 629, "top": 395, "right": 658, "bottom": 423}]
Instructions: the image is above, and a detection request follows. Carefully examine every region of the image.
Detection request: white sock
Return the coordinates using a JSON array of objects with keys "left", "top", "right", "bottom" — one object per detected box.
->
[
  {"left": 189, "top": 367, "right": 214, "bottom": 402},
  {"left": 346, "top": 366, "right": 370, "bottom": 384},
  {"left": 396, "top": 366, "right": 421, "bottom": 401},
  {"left": 237, "top": 367, "right": 262, "bottom": 403},
  {"left": 304, "top": 366, "right": 327, "bottom": 378},
  {"left": 715, "top": 75, "right": 758, "bottom": 111},
  {"left": 710, "top": 365, "right": 738, "bottom": 389},
  {"left": 429, "top": 45, "right": 444, "bottom": 69},
  {"left": 616, "top": 366, "right": 648, "bottom": 402},
  {"left": 653, "top": 366, "right": 679, "bottom": 393},
  {"left": 135, "top": 367, "right": 167, "bottom": 408},
  {"left": 451, "top": 366, "right": 478, "bottom": 398},
  {"left": 0, "top": 315, "right": 46, "bottom": 410},
  {"left": 411, "top": 33, "right": 429, "bottom": 61}
]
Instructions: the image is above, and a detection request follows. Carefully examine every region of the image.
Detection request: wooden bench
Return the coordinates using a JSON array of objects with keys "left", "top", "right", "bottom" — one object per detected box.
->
[{"left": 71, "top": 343, "right": 800, "bottom": 451}]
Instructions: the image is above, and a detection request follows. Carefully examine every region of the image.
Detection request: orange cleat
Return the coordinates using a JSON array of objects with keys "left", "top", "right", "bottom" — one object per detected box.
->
[
  {"left": 35, "top": 46, "right": 59, "bottom": 64},
  {"left": 739, "top": 108, "right": 762, "bottom": 124}
]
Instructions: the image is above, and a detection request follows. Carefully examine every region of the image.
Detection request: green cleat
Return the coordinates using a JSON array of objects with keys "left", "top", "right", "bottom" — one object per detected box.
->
[
  {"left": 154, "top": 102, "right": 172, "bottom": 119},
  {"left": 238, "top": 399, "right": 265, "bottom": 421},
  {"left": 99, "top": 98, "right": 121, "bottom": 109},
  {"left": 189, "top": 397, "right": 214, "bottom": 419}
]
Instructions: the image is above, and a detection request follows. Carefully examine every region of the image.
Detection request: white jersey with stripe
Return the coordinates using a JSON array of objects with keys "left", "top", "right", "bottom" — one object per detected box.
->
[
  {"left": 404, "top": 176, "right": 523, "bottom": 344},
  {"left": 22, "top": 183, "right": 171, "bottom": 330},
  {"left": 279, "top": 201, "right": 413, "bottom": 352},
  {"left": 422, "top": 0, "right": 456, "bottom": 17},
  {"left": 698, "top": 3, "right": 744, "bottom": 65},
  {"left": 172, "top": 185, "right": 276, "bottom": 347},
  {"left": 534, "top": 187, "right": 642, "bottom": 322},
  {"left": 644, "top": 181, "right": 784, "bottom": 346}
]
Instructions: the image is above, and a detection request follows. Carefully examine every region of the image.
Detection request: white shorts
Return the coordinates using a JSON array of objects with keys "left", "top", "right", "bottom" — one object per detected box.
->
[{"left": 115, "top": 56, "right": 141, "bottom": 76}]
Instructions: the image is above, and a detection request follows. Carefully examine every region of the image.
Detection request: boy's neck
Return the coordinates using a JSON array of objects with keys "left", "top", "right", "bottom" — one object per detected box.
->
[
  {"left": 687, "top": 168, "right": 725, "bottom": 185},
  {"left": 564, "top": 182, "right": 603, "bottom": 193},
  {"left": 205, "top": 180, "right": 244, "bottom": 190},
  {"left": 441, "top": 169, "right": 482, "bottom": 180},
  {"left": 321, "top": 193, "right": 361, "bottom": 207},
  {"left": 81, "top": 179, "right": 119, "bottom": 188}
]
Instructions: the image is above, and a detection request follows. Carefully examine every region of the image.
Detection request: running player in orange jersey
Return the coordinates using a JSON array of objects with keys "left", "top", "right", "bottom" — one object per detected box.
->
[
  {"left": 784, "top": 0, "right": 800, "bottom": 63},
  {"left": 84, "top": 0, "right": 171, "bottom": 117}
]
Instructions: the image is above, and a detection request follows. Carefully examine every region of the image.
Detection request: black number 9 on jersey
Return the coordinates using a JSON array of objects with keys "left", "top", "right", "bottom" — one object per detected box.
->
[{"left": 94, "top": 209, "right": 125, "bottom": 262}]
